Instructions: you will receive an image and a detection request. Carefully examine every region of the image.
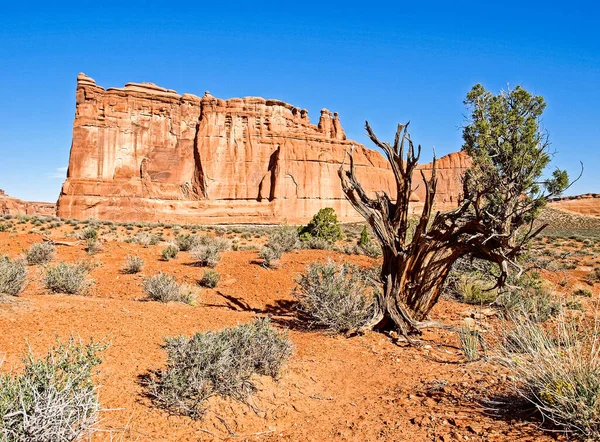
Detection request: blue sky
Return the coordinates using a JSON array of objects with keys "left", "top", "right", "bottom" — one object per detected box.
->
[{"left": 0, "top": 1, "right": 597, "bottom": 202}]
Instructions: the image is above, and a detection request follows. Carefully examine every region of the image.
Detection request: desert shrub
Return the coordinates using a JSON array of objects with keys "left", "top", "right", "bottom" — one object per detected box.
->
[
  {"left": 145, "top": 318, "right": 293, "bottom": 418},
  {"left": 362, "top": 242, "right": 382, "bottom": 258},
  {"left": 303, "top": 236, "right": 333, "bottom": 250},
  {"left": 259, "top": 244, "right": 283, "bottom": 268},
  {"left": 458, "top": 321, "right": 480, "bottom": 361},
  {"left": 588, "top": 267, "right": 600, "bottom": 283},
  {"left": 191, "top": 244, "right": 220, "bottom": 268},
  {"left": 0, "top": 223, "right": 6, "bottom": 232},
  {"left": 346, "top": 242, "right": 382, "bottom": 258},
  {"left": 161, "top": 244, "right": 179, "bottom": 261},
  {"left": 199, "top": 235, "right": 231, "bottom": 251},
  {"left": 129, "top": 232, "right": 160, "bottom": 247},
  {"left": 445, "top": 258, "right": 558, "bottom": 320},
  {"left": 298, "top": 208, "right": 342, "bottom": 244},
  {"left": 84, "top": 217, "right": 100, "bottom": 227},
  {"left": 44, "top": 262, "right": 91, "bottom": 295},
  {"left": 457, "top": 276, "right": 497, "bottom": 304},
  {"left": 294, "top": 259, "right": 376, "bottom": 333},
  {"left": 123, "top": 255, "right": 144, "bottom": 274},
  {"left": 495, "top": 313, "right": 600, "bottom": 439},
  {"left": 175, "top": 234, "right": 201, "bottom": 252},
  {"left": 143, "top": 273, "right": 197, "bottom": 305},
  {"left": 26, "top": 242, "right": 56, "bottom": 265},
  {"left": 0, "top": 256, "right": 28, "bottom": 296},
  {"left": 85, "top": 239, "right": 102, "bottom": 255},
  {"left": 565, "top": 299, "right": 585, "bottom": 311},
  {"left": 75, "top": 226, "right": 98, "bottom": 241},
  {"left": 200, "top": 270, "right": 220, "bottom": 288},
  {"left": 190, "top": 237, "right": 230, "bottom": 268},
  {"left": 574, "top": 287, "right": 593, "bottom": 297},
  {"left": 444, "top": 257, "right": 496, "bottom": 299},
  {"left": 495, "top": 283, "right": 561, "bottom": 323},
  {"left": 0, "top": 336, "right": 107, "bottom": 442},
  {"left": 267, "top": 225, "right": 299, "bottom": 252},
  {"left": 359, "top": 225, "right": 370, "bottom": 246}
]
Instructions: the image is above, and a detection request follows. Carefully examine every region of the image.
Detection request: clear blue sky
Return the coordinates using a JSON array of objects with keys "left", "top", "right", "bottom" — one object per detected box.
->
[{"left": 0, "top": 1, "right": 597, "bottom": 202}]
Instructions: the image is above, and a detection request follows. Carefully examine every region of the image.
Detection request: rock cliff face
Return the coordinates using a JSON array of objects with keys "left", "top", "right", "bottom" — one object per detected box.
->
[
  {"left": 57, "top": 74, "right": 471, "bottom": 223},
  {"left": 549, "top": 194, "right": 600, "bottom": 217},
  {"left": 0, "top": 190, "right": 56, "bottom": 216}
]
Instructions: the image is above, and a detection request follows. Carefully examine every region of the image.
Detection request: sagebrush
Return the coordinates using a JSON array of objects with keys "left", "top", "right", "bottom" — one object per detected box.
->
[
  {"left": 145, "top": 318, "right": 293, "bottom": 418},
  {"left": 190, "top": 236, "right": 230, "bottom": 268},
  {"left": 123, "top": 255, "right": 144, "bottom": 274},
  {"left": 44, "top": 262, "right": 91, "bottom": 295},
  {"left": 200, "top": 270, "right": 220, "bottom": 288},
  {"left": 26, "top": 242, "right": 56, "bottom": 265},
  {"left": 0, "top": 256, "right": 27, "bottom": 296},
  {"left": 294, "top": 259, "right": 376, "bottom": 333},
  {"left": 161, "top": 244, "right": 179, "bottom": 261},
  {"left": 129, "top": 232, "right": 160, "bottom": 247},
  {"left": 175, "top": 234, "right": 201, "bottom": 252},
  {"left": 259, "top": 245, "right": 283, "bottom": 268},
  {"left": 267, "top": 225, "right": 299, "bottom": 252},
  {"left": 143, "top": 273, "right": 197, "bottom": 305},
  {"left": 0, "top": 336, "right": 107, "bottom": 442}
]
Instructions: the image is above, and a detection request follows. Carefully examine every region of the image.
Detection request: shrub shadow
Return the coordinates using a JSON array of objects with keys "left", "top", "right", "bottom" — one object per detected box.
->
[{"left": 213, "top": 291, "right": 312, "bottom": 331}]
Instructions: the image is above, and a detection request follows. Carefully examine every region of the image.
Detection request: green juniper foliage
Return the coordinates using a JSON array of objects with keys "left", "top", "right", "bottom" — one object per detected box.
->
[
  {"left": 463, "top": 84, "right": 569, "bottom": 229},
  {"left": 359, "top": 225, "right": 370, "bottom": 247},
  {"left": 298, "top": 208, "right": 342, "bottom": 243}
]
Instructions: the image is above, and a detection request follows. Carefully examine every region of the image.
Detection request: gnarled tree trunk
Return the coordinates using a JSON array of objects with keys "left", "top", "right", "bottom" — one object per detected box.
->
[{"left": 339, "top": 122, "right": 470, "bottom": 337}]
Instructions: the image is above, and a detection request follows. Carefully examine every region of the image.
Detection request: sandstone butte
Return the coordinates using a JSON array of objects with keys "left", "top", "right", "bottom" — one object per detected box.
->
[
  {"left": 0, "top": 189, "right": 56, "bottom": 217},
  {"left": 54, "top": 73, "right": 471, "bottom": 224}
]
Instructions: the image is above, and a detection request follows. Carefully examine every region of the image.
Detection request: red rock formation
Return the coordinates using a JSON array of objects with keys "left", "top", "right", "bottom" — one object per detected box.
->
[
  {"left": 57, "top": 74, "right": 471, "bottom": 223},
  {"left": 0, "top": 189, "right": 56, "bottom": 216},
  {"left": 549, "top": 193, "right": 600, "bottom": 217}
]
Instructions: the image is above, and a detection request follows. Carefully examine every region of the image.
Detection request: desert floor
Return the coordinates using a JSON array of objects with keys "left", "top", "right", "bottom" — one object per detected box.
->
[{"left": 1, "top": 212, "right": 599, "bottom": 441}]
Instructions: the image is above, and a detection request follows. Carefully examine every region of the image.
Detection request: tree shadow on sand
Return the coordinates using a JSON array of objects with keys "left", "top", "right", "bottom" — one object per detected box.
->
[
  {"left": 481, "top": 393, "right": 567, "bottom": 436},
  {"left": 422, "top": 381, "right": 567, "bottom": 439},
  {"left": 210, "top": 292, "right": 313, "bottom": 331}
]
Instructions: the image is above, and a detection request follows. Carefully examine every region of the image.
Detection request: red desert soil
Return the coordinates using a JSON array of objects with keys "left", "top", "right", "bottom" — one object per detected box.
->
[{"left": 0, "top": 231, "right": 565, "bottom": 441}]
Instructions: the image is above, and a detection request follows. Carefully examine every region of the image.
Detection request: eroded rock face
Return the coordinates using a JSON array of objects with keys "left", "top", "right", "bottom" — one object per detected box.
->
[
  {"left": 57, "top": 74, "right": 471, "bottom": 223},
  {"left": 549, "top": 194, "right": 600, "bottom": 216},
  {"left": 0, "top": 189, "right": 56, "bottom": 216}
]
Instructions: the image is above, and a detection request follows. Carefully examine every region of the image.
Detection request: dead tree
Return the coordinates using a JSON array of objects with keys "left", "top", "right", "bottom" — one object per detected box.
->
[
  {"left": 339, "top": 121, "right": 576, "bottom": 339},
  {"left": 339, "top": 122, "right": 464, "bottom": 338}
]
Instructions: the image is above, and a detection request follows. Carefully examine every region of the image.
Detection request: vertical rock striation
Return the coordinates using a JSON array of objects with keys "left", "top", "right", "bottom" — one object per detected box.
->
[{"left": 57, "top": 74, "right": 471, "bottom": 223}]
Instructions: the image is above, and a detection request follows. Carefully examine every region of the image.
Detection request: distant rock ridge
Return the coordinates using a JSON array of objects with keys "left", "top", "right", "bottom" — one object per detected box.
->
[
  {"left": 57, "top": 73, "right": 471, "bottom": 223},
  {"left": 549, "top": 193, "right": 600, "bottom": 216},
  {"left": 0, "top": 189, "right": 56, "bottom": 216}
]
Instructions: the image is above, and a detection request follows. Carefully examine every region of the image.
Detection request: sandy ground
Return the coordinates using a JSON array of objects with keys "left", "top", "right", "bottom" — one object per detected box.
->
[{"left": 0, "top": 229, "right": 579, "bottom": 441}]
